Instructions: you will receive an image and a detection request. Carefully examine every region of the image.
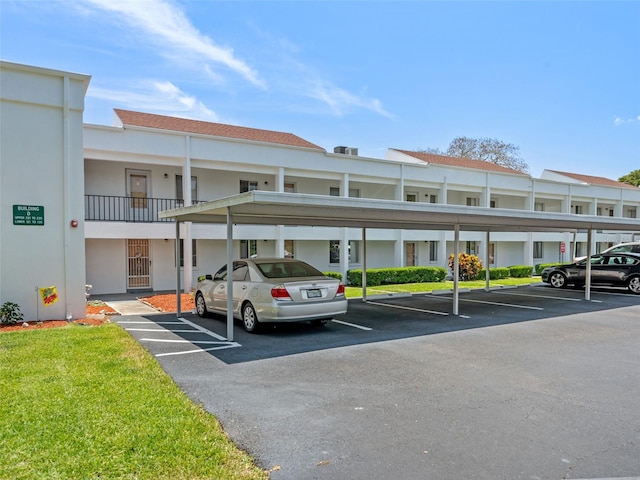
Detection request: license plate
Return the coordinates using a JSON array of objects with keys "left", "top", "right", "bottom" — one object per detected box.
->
[{"left": 307, "top": 289, "right": 321, "bottom": 298}]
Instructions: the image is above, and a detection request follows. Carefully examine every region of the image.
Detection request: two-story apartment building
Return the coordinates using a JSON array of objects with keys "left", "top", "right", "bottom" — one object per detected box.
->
[
  {"left": 3, "top": 60, "right": 639, "bottom": 319},
  {"left": 83, "top": 110, "right": 640, "bottom": 295}
]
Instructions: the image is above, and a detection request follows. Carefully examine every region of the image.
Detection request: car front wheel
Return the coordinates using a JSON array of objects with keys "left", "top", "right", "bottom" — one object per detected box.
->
[
  {"left": 548, "top": 272, "right": 567, "bottom": 289},
  {"left": 627, "top": 276, "right": 640, "bottom": 294},
  {"left": 195, "top": 292, "right": 208, "bottom": 317},
  {"left": 242, "top": 302, "right": 260, "bottom": 333}
]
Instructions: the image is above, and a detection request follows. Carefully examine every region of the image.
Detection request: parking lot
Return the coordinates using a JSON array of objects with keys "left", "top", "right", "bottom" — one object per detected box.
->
[{"left": 117, "top": 284, "right": 640, "bottom": 479}]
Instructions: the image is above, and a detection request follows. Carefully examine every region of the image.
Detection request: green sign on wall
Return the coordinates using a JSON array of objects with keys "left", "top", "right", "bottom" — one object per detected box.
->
[{"left": 13, "top": 205, "right": 45, "bottom": 226}]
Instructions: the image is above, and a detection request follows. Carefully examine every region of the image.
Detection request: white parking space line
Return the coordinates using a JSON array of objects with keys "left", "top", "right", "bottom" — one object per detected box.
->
[
  {"left": 117, "top": 320, "right": 185, "bottom": 324},
  {"left": 156, "top": 344, "right": 240, "bottom": 357},
  {"left": 457, "top": 298, "right": 544, "bottom": 310},
  {"left": 332, "top": 319, "right": 373, "bottom": 331},
  {"left": 367, "top": 300, "right": 449, "bottom": 316},
  {"left": 123, "top": 328, "right": 204, "bottom": 333},
  {"left": 178, "top": 316, "right": 229, "bottom": 341},
  {"left": 140, "top": 338, "right": 236, "bottom": 345},
  {"left": 493, "top": 291, "right": 583, "bottom": 302}
]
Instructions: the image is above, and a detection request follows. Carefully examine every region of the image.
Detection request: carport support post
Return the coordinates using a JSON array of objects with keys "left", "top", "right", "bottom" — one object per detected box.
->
[
  {"left": 453, "top": 224, "right": 460, "bottom": 316},
  {"left": 226, "top": 208, "right": 234, "bottom": 342},
  {"left": 362, "top": 227, "right": 367, "bottom": 302},
  {"left": 175, "top": 219, "right": 181, "bottom": 318},
  {"left": 585, "top": 228, "right": 592, "bottom": 301},
  {"left": 485, "top": 231, "right": 491, "bottom": 291}
]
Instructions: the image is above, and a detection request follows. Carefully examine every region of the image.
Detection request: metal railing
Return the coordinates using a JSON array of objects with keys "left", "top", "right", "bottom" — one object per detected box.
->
[{"left": 84, "top": 195, "right": 205, "bottom": 223}]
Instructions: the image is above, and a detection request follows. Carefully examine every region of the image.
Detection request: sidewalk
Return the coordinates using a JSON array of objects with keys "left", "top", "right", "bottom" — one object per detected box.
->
[{"left": 92, "top": 292, "right": 161, "bottom": 316}]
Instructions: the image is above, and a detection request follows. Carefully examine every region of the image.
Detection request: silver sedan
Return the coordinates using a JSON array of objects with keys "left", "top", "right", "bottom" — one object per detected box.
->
[{"left": 195, "top": 258, "right": 348, "bottom": 332}]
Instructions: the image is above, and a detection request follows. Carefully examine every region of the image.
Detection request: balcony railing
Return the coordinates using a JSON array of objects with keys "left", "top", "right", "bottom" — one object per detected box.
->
[{"left": 85, "top": 195, "right": 205, "bottom": 223}]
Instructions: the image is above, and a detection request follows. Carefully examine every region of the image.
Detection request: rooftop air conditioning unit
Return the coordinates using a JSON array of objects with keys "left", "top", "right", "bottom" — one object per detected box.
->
[
  {"left": 334, "top": 146, "right": 347, "bottom": 154},
  {"left": 345, "top": 147, "right": 358, "bottom": 156}
]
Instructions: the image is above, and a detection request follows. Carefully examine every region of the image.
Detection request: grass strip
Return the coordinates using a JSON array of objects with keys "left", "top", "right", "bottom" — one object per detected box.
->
[
  {"left": 0, "top": 323, "right": 268, "bottom": 480},
  {"left": 345, "top": 277, "right": 539, "bottom": 298}
]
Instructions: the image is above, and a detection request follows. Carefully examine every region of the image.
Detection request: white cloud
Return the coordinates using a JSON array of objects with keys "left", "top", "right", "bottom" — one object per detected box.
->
[
  {"left": 614, "top": 115, "right": 640, "bottom": 125},
  {"left": 80, "top": 0, "right": 264, "bottom": 88},
  {"left": 310, "top": 81, "right": 392, "bottom": 118},
  {"left": 88, "top": 80, "right": 218, "bottom": 121}
]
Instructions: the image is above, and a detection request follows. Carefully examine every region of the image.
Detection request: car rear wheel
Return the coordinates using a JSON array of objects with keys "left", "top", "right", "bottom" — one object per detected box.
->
[
  {"left": 195, "top": 292, "right": 208, "bottom": 317},
  {"left": 242, "top": 302, "right": 260, "bottom": 333},
  {"left": 627, "top": 276, "right": 640, "bottom": 294},
  {"left": 548, "top": 272, "right": 567, "bottom": 289}
]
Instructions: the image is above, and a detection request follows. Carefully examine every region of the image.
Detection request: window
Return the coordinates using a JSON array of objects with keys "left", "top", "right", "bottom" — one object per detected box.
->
[
  {"left": 490, "top": 200, "right": 496, "bottom": 208},
  {"left": 177, "top": 239, "right": 197, "bottom": 267},
  {"left": 573, "top": 205, "right": 583, "bottom": 215},
  {"left": 284, "top": 182, "right": 296, "bottom": 193},
  {"left": 533, "top": 242, "right": 543, "bottom": 259},
  {"left": 176, "top": 175, "right": 197, "bottom": 203},
  {"left": 429, "top": 194, "right": 438, "bottom": 204},
  {"left": 330, "top": 187, "right": 360, "bottom": 197},
  {"left": 489, "top": 243, "right": 495, "bottom": 264},
  {"left": 240, "top": 180, "right": 258, "bottom": 193},
  {"left": 429, "top": 241, "right": 438, "bottom": 262},
  {"left": 534, "top": 202, "right": 545, "bottom": 212},
  {"left": 466, "top": 241, "right": 479, "bottom": 255},
  {"left": 240, "top": 240, "right": 257, "bottom": 259},
  {"left": 284, "top": 239, "right": 294, "bottom": 258},
  {"left": 329, "top": 240, "right": 360, "bottom": 264},
  {"left": 466, "top": 197, "right": 479, "bottom": 207},
  {"left": 626, "top": 208, "right": 637, "bottom": 218},
  {"left": 406, "top": 192, "right": 418, "bottom": 202}
]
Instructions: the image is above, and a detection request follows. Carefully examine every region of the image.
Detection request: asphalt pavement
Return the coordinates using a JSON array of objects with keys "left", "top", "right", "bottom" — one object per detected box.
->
[{"left": 112, "top": 286, "right": 640, "bottom": 480}]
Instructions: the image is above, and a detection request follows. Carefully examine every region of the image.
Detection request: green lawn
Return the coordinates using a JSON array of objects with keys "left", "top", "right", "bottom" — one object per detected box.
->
[
  {"left": 0, "top": 324, "right": 268, "bottom": 480},
  {"left": 345, "top": 277, "right": 540, "bottom": 298}
]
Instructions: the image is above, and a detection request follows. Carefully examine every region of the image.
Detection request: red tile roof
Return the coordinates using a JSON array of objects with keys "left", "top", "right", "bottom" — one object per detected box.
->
[
  {"left": 392, "top": 149, "right": 527, "bottom": 175},
  {"left": 114, "top": 109, "right": 325, "bottom": 150},
  {"left": 546, "top": 170, "right": 638, "bottom": 190}
]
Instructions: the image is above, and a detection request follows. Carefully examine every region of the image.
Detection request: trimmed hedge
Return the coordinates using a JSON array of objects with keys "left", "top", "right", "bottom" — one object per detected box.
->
[
  {"left": 346, "top": 266, "right": 448, "bottom": 287},
  {"left": 323, "top": 271, "right": 344, "bottom": 280},
  {"left": 509, "top": 265, "right": 534, "bottom": 278},
  {"left": 473, "top": 267, "right": 510, "bottom": 280},
  {"left": 535, "top": 262, "right": 564, "bottom": 275}
]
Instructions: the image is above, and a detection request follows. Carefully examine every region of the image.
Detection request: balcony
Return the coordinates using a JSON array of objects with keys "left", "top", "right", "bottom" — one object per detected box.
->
[{"left": 84, "top": 195, "right": 205, "bottom": 223}]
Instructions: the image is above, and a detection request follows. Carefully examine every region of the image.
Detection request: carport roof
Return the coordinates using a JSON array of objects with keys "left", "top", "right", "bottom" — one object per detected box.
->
[{"left": 159, "top": 191, "right": 640, "bottom": 233}]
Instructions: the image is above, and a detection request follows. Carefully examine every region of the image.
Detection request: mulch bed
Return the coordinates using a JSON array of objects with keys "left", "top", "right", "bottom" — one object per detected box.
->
[{"left": 1, "top": 294, "right": 195, "bottom": 333}]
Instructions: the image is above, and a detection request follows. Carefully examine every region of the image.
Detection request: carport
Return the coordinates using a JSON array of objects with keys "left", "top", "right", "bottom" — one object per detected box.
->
[{"left": 160, "top": 191, "right": 640, "bottom": 341}]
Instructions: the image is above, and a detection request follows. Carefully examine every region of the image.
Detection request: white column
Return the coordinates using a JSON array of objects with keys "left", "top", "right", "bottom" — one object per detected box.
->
[{"left": 182, "top": 135, "right": 193, "bottom": 292}]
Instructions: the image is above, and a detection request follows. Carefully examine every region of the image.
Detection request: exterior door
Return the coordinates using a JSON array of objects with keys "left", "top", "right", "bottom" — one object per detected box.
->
[
  {"left": 127, "top": 239, "right": 151, "bottom": 290},
  {"left": 406, "top": 242, "right": 416, "bottom": 266},
  {"left": 127, "top": 169, "right": 150, "bottom": 221}
]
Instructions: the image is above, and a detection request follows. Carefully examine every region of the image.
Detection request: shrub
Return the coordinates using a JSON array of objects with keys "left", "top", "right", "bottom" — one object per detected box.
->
[
  {"left": 474, "top": 267, "right": 510, "bottom": 280},
  {"left": 346, "top": 266, "right": 447, "bottom": 287},
  {"left": 535, "top": 262, "right": 564, "bottom": 275},
  {"left": 448, "top": 253, "right": 483, "bottom": 281},
  {"left": 323, "top": 271, "right": 343, "bottom": 281},
  {"left": 509, "top": 265, "right": 534, "bottom": 278},
  {"left": 1, "top": 302, "right": 24, "bottom": 326}
]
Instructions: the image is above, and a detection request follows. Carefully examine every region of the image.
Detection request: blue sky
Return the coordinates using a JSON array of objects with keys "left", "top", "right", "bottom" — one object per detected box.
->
[{"left": 1, "top": 0, "right": 638, "bottom": 179}]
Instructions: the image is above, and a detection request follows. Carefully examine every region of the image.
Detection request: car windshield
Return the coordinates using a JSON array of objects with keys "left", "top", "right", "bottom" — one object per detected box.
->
[{"left": 257, "top": 261, "right": 324, "bottom": 279}]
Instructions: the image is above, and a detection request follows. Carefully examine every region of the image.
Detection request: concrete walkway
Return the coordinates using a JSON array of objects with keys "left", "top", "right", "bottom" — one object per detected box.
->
[{"left": 93, "top": 292, "right": 161, "bottom": 316}]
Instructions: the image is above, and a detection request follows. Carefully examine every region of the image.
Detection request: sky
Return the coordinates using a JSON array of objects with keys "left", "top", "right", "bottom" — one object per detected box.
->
[{"left": 1, "top": 0, "right": 638, "bottom": 180}]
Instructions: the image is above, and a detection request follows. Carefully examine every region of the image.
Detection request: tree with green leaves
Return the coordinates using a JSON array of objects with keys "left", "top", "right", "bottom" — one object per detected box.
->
[
  {"left": 618, "top": 169, "right": 640, "bottom": 187},
  {"left": 422, "top": 136, "right": 529, "bottom": 173}
]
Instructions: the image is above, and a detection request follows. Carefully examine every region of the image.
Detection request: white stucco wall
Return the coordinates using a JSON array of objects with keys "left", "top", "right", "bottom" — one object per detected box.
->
[{"left": 1, "top": 62, "right": 89, "bottom": 320}]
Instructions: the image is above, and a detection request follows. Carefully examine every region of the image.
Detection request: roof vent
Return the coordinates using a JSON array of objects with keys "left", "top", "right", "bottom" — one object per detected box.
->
[{"left": 334, "top": 146, "right": 358, "bottom": 156}]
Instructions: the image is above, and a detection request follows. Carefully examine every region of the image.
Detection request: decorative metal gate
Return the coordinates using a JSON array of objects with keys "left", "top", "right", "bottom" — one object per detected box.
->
[{"left": 127, "top": 239, "right": 150, "bottom": 289}]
